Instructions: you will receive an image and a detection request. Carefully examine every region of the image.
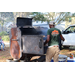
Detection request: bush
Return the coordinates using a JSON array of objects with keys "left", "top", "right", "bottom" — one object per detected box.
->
[
  {"left": 0, "top": 31, "right": 8, "bottom": 36},
  {"left": 0, "top": 31, "right": 9, "bottom": 41},
  {"left": 2, "top": 35, "right": 9, "bottom": 41}
]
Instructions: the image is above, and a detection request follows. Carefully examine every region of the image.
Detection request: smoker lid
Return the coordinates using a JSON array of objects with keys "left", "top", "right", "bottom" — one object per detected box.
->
[{"left": 16, "top": 17, "right": 32, "bottom": 27}]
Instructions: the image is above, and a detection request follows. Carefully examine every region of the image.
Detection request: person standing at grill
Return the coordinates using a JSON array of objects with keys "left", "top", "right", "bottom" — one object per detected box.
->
[{"left": 44, "top": 21, "right": 65, "bottom": 62}]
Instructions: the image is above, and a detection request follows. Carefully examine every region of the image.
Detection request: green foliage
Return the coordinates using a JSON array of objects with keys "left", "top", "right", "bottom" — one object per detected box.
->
[
  {"left": 0, "top": 12, "right": 74, "bottom": 28},
  {"left": 0, "top": 31, "right": 8, "bottom": 36},
  {"left": 32, "top": 12, "right": 46, "bottom": 22},
  {"left": 2, "top": 35, "right": 9, "bottom": 41},
  {"left": 31, "top": 12, "right": 72, "bottom": 24},
  {"left": 0, "top": 31, "right": 9, "bottom": 41}
]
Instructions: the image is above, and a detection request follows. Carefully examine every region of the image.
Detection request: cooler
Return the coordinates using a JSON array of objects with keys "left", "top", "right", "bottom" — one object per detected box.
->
[{"left": 67, "top": 57, "right": 75, "bottom": 62}]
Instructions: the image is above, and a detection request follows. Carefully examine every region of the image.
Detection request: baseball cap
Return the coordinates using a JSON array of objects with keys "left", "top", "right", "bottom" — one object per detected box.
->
[{"left": 49, "top": 21, "right": 55, "bottom": 25}]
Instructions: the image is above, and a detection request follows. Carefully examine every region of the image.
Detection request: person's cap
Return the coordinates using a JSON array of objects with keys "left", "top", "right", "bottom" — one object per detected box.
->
[{"left": 49, "top": 21, "right": 55, "bottom": 25}]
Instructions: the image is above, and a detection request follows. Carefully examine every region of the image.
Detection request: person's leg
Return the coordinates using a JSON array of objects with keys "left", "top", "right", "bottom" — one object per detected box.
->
[
  {"left": 53, "top": 47, "right": 60, "bottom": 62},
  {"left": 46, "top": 47, "right": 54, "bottom": 62},
  {"left": 0, "top": 45, "right": 1, "bottom": 50},
  {"left": 2, "top": 43, "right": 5, "bottom": 50}
]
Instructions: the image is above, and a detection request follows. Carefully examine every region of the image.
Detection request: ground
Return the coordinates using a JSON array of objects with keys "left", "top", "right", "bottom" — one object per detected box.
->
[
  {"left": 0, "top": 47, "right": 75, "bottom": 62},
  {"left": 0, "top": 47, "right": 11, "bottom": 62}
]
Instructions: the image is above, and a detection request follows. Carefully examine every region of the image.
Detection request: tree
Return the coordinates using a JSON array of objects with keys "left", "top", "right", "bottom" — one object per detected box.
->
[
  {"left": 44, "top": 12, "right": 56, "bottom": 24},
  {"left": 0, "top": 12, "right": 32, "bottom": 31},
  {"left": 43, "top": 12, "right": 71, "bottom": 24},
  {"left": 13, "top": 12, "right": 31, "bottom": 25},
  {"left": 0, "top": 12, "right": 6, "bottom": 31},
  {"left": 0, "top": 12, "right": 15, "bottom": 31},
  {"left": 55, "top": 12, "right": 71, "bottom": 24},
  {"left": 31, "top": 12, "right": 71, "bottom": 24},
  {"left": 31, "top": 12, "right": 46, "bottom": 22}
]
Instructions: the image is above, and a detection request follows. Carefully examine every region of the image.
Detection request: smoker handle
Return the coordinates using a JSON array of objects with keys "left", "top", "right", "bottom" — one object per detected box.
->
[
  {"left": 12, "top": 39, "right": 19, "bottom": 41},
  {"left": 39, "top": 39, "right": 42, "bottom": 48}
]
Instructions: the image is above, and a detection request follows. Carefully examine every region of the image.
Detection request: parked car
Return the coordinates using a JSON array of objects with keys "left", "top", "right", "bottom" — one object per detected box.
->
[{"left": 62, "top": 25, "right": 75, "bottom": 47}]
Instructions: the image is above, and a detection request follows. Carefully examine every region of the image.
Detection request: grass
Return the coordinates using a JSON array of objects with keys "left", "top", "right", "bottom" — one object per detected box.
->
[{"left": 2, "top": 56, "right": 6, "bottom": 58}]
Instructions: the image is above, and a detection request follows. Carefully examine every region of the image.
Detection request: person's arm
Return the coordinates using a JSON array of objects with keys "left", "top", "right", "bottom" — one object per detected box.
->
[
  {"left": 59, "top": 30, "right": 65, "bottom": 41},
  {"left": 60, "top": 35, "right": 65, "bottom": 41},
  {"left": 44, "top": 35, "right": 50, "bottom": 46}
]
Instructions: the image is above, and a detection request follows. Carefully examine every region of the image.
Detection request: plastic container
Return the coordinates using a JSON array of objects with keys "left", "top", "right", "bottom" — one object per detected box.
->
[
  {"left": 67, "top": 57, "right": 75, "bottom": 62},
  {"left": 51, "top": 59, "right": 66, "bottom": 62},
  {"left": 70, "top": 53, "right": 74, "bottom": 59},
  {"left": 51, "top": 54, "right": 67, "bottom": 62}
]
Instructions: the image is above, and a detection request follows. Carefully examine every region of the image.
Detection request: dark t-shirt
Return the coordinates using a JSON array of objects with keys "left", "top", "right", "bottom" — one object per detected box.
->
[{"left": 47, "top": 28, "right": 61, "bottom": 46}]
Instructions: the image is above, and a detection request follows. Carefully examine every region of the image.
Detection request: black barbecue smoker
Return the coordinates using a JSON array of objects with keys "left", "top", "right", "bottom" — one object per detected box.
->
[{"left": 9, "top": 17, "right": 47, "bottom": 62}]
